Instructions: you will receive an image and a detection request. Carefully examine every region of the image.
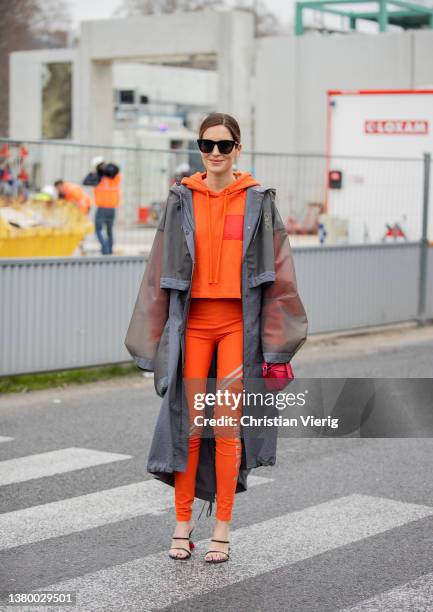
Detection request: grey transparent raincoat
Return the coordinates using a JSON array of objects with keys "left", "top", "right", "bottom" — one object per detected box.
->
[{"left": 124, "top": 182, "right": 308, "bottom": 516}]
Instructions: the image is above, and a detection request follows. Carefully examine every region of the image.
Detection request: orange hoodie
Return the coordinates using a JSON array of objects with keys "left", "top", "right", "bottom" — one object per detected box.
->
[{"left": 181, "top": 170, "right": 260, "bottom": 298}]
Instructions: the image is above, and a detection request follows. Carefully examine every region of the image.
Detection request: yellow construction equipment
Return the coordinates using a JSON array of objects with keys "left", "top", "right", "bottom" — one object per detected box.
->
[{"left": 0, "top": 197, "right": 94, "bottom": 257}]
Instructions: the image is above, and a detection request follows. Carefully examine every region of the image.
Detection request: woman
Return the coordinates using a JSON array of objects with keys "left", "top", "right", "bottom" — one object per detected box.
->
[{"left": 124, "top": 112, "right": 308, "bottom": 564}]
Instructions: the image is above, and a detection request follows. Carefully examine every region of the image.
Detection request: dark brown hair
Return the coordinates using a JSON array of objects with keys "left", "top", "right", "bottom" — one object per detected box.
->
[{"left": 198, "top": 113, "right": 241, "bottom": 143}]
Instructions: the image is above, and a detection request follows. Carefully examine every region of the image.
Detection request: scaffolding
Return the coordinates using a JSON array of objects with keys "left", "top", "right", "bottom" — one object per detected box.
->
[{"left": 295, "top": 0, "right": 433, "bottom": 35}]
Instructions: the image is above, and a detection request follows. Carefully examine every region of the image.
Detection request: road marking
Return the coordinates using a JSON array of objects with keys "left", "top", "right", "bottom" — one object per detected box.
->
[
  {"left": 0, "top": 448, "right": 132, "bottom": 486},
  {"left": 0, "top": 435, "right": 13, "bottom": 444},
  {"left": 337, "top": 570, "right": 433, "bottom": 611},
  {"left": 0, "top": 475, "right": 272, "bottom": 550},
  {"left": 29, "top": 494, "right": 433, "bottom": 611}
]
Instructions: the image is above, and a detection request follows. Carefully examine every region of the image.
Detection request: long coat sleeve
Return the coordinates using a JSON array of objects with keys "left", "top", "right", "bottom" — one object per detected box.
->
[
  {"left": 260, "top": 191, "right": 308, "bottom": 363},
  {"left": 124, "top": 204, "right": 169, "bottom": 371}
]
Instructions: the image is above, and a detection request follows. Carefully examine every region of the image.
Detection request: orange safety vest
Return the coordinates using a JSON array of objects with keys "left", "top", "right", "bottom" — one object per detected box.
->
[
  {"left": 93, "top": 173, "right": 121, "bottom": 208},
  {"left": 62, "top": 182, "right": 92, "bottom": 215}
]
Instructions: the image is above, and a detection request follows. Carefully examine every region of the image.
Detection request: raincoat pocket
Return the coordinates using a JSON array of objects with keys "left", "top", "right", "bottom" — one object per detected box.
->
[{"left": 154, "top": 319, "right": 170, "bottom": 398}]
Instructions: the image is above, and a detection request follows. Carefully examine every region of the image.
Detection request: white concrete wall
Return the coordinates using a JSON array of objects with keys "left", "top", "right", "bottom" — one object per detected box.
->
[
  {"left": 253, "top": 29, "right": 433, "bottom": 220},
  {"left": 413, "top": 29, "right": 433, "bottom": 86},
  {"left": 9, "top": 10, "right": 252, "bottom": 146},
  {"left": 76, "top": 10, "right": 253, "bottom": 145},
  {"left": 9, "top": 18, "right": 433, "bottom": 156},
  {"left": 254, "top": 29, "right": 433, "bottom": 155},
  {"left": 113, "top": 63, "right": 217, "bottom": 105},
  {"left": 254, "top": 36, "right": 297, "bottom": 154},
  {"left": 295, "top": 30, "right": 414, "bottom": 154},
  {"left": 217, "top": 10, "right": 254, "bottom": 150},
  {"left": 9, "top": 52, "right": 217, "bottom": 143},
  {"left": 77, "top": 29, "right": 113, "bottom": 146},
  {"left": 9, "top": 49, "right": 78, "bottom": 141},
  {"left": 79, "top": 10, "right": 219, "bottom": 61}
]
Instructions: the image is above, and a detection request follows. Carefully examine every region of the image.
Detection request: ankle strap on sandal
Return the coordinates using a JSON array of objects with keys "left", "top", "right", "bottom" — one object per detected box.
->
[{"left": 211, "top": 539, "right": 229, "bottom": 543}]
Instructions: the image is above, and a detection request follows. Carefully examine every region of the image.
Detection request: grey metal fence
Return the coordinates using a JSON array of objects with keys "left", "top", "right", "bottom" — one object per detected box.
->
[
  {"left": 1, "top": 138, "right": 432, "bottom": 245},
  {"left": 1, "top": 243, "right": 432, "bottom": 377},
  {"left": 427, "top": 247, "right": 433, "bottom": 317},
  {"left": 1, "top": 139, "right": 432, "bottom": 375}
]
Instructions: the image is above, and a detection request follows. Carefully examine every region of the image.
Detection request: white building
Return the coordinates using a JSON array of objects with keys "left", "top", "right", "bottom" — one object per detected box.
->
[{"left": 8, "top": 8, "right": 433, "bottom": 229}]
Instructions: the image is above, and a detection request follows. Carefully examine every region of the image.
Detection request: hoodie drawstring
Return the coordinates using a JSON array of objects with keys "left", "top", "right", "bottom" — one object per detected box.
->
[
  {"left": 206, "top": 191, "right": 212, "bottom": 284},
  {"left": 206, "top": 189, "right": 228, "bottom": 285},
  {"left": 214, "top": 190, "right": 228, "bottom": 284}
]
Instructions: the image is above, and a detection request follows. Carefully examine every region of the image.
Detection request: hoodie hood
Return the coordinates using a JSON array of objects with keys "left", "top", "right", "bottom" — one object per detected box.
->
[
  {"left": 181, "top": 170, "right": 260, "bottom": 285},
  {"left": 181, "top": 169, "right": 259, "bottom": 195}
]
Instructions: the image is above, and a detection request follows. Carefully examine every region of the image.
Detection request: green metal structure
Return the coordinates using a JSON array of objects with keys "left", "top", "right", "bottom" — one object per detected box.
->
[{"left": 295, "top": 0, "right": 433, "bottom": 35}]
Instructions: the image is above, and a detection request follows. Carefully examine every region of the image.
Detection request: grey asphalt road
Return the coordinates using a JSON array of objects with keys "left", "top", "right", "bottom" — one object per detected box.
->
[{"left": 0, "top": 324, "right": 432, "bottom": 612}]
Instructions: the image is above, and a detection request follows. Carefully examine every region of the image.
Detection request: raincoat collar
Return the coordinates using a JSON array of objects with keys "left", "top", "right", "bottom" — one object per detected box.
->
[{"left": 170, "top": 181, "right": 274, "bottom": 263}]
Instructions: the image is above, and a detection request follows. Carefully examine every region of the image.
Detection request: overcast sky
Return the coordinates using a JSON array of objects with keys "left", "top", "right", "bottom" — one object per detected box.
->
[
  {"left": 67, "top": 0, "right": 389, "bottom": 35},
  {"left": 68, "top": 0, "right": 294, "bottom": 26}
]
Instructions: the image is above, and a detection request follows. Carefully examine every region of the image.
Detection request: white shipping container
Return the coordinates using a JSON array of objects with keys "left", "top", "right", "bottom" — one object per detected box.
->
[{"left": 326, "top": 89, "right": 433, "bottom": 244}]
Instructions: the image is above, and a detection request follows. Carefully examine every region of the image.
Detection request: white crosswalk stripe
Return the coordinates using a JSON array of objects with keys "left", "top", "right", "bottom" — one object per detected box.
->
[
  {"left": 0, "top": 448, "right": 132, "bottom": 486},
  {"left": 20, "top": 493, "right": 433, "bottom": 612},
  {"left": 0, "top": 475, "right": 272, "bottom": 550},
  {"left": 337, "top": 571, "right": 433, "bottom": 611}
]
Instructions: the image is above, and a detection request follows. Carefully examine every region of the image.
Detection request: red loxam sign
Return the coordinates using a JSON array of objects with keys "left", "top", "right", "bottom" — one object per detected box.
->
[{"left": 364, "top": 120, "right": 429, "bottom": 135}]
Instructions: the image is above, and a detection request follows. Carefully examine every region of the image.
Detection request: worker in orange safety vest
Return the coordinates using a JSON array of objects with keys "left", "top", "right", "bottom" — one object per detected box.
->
[
  {"left": 54, "top": 180, "right": 92, "bottom": 215},
  {"left": 82, "top": 156, "right": 122, "bottom": 255}
]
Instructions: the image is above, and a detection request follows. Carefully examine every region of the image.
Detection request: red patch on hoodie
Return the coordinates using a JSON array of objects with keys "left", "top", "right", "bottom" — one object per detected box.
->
[{"left": 223, "top": 215, "right": 243, "bottom": 240}]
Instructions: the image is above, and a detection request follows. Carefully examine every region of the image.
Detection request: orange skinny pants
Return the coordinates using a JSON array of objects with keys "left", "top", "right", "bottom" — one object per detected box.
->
[{"left": 174, "top": 297, "right": 243, "bottom": 522}]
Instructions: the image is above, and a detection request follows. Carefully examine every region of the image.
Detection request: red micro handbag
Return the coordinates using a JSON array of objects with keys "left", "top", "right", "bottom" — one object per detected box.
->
[{"left": 262, "top": 361, "right": 295, "bottom": 391}]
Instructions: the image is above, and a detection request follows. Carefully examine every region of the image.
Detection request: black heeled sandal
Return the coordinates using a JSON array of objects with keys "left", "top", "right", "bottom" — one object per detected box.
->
[
  {"left": 204, "top": 538, "right": 231, "bottom": 563},
  {"left": 168, "top": 527, "right": 195, "bottom": 561}
]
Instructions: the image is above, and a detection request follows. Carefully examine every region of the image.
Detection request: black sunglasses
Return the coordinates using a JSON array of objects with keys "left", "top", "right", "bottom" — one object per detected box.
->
[{"left": 197, "top": 139, "right": 239, "bottom": 155}]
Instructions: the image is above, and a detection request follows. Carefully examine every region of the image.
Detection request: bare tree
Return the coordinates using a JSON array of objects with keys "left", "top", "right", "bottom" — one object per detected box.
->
[
  {"left": 232, "top": 0, "right": 281, "bottom": 36},
  {"left": 114, "top": 0, "right": 224, "bottom": 16},
  {"left": 32, "top": 0, "right": 72, "bottom": 32},
  {"left": 113, "top": 0, "right": 280, "bottom": 32},
  {"left": 0, "top": 0, "right": 71, "bottom": 136},
  {"left": 113, "top": 0, "right": 154, "bottom": 16}
]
